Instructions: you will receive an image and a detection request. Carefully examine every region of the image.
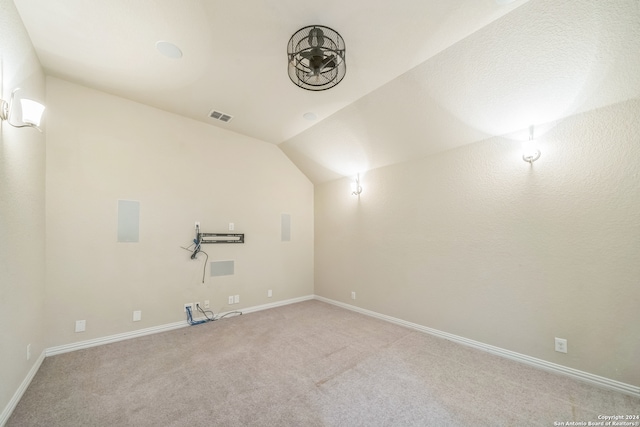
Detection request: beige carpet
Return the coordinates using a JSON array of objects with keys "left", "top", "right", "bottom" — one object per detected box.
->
[{"left": 7, "top": 300, "right": 639, "bottom": 426}]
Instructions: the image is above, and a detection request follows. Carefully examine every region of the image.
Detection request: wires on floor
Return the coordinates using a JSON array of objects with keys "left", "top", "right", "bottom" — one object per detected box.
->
[
  {"left": 185, "top": 305, "right": 208, "bottom": 325},
  {"left": 198, "top": 304, "right": 242, "bottom": 321},
  {"left": 185, "top": 304, "right": 242, "bottom": 326},
  {"left": 197, "top": 304, "right": 215, "bottom": 321},
  {"left": 216, "top": 311, "right": 243, "bottom": 320}
]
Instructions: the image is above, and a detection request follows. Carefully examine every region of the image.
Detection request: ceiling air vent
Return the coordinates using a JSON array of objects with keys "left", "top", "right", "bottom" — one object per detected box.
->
[{"left": 209, "top": 110, "right": 233, "bottom": 123}]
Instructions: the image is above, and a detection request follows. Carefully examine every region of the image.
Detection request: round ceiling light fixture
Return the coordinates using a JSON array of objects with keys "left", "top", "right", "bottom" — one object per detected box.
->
[
  {"left": 156, "top": 41, "right": 183, "bottom": 59},
  {"left": 287, "top": 25, "right": 346, "bottom": 91}
]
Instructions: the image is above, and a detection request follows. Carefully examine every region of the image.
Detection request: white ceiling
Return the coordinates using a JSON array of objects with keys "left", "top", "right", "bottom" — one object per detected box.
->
[{"left": 13, "top": 0, "right": 640, "bottom": 183}]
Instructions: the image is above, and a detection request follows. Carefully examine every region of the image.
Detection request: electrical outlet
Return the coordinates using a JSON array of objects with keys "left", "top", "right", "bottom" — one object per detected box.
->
[
  {"left": 267, "top": 289, "right": 272, "bottom": 298},
  {"left": 229, "top": 222, "right": 234, "bottom": 231},
  {"left": 204, "top": 300, "right": 210, "bottom": 309},
  {"left": 234, "top": 295, "right": 240, "bottom": 304},
  {"left": 195, "top": 221, "right": 200, "bottom": 230},
  {"left": 228, "top": 296, "right": 234, "bottom": 305},
  {"left": 195, "top": 302, "right": 201, "bottom": 311},
  {"left": 27, "top": 344, "right": 31, "bottom": 361},
  {"left": 555, "top": 337, "right": 568, "bottom": 353},
  {"left": 351, "top": 291, "right": 356, "bottom": 300},
  {"left": 184, "top": 303, "right": 194, "bottom": 313},
  {"left": 75, "top": 320, "right": 86, "bottom": 332},
  {"left": 133, "top": 310, "right": 141, "bottom": 321}
]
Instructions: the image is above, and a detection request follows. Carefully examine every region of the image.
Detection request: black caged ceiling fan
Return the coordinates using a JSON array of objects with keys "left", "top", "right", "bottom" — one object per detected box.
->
[{"left": 287, "top": 25, "right": 346, "bottom": 91}]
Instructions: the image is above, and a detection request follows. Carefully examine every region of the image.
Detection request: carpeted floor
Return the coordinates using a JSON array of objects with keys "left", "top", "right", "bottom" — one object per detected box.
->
[{"left": 7, "top": 300, "right": 640, "bottom": 426}]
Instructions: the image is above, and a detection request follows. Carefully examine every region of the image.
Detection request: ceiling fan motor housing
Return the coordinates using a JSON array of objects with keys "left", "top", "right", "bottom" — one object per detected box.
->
[{"left": 287, "top": 25, "right": 346, "bottom": 91}]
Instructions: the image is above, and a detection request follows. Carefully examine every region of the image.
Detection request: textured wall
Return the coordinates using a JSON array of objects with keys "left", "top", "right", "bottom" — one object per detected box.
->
[
  {"left": 44, "top": 77, "right": 314, "bottom": 347},
  {"left": 0, "top": 0, "right": 46, "bottom": 417},
  {"left": 315, "top": 98, "right": 640, "bottom": 386}
]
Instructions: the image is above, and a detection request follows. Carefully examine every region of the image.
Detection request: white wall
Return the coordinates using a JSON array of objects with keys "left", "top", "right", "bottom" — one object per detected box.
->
[
  {"left": 315, "top": 98, "right": 640, "bottom": 386},
  {"left": 0, "top": 0, "right": 46, "bottom": 419},
  {"left": 44, "top": 77, "right": 314, "bottom": 347}
]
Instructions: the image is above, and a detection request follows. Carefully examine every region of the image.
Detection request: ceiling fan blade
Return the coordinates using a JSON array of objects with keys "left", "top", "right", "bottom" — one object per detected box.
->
[
  {"left": 302, "top": 53, "right": 337, "bottom": 78},
  {"left": 318, "top": 55, "right": 336, "bottom": 72},
  {"left": 301, "top": 47, "right": 323, "bottom": 59}
]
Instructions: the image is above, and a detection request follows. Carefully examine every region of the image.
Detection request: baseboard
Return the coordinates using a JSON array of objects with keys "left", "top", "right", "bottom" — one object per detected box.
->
[
  {"left": 46, "top": 294, "right": 315, "bottom": 357},
  {"left": 0, "top": 350, "right": 46, "bottom": 427},
  {"left": 313, "top": 295, "right": 640, "bottom": 398},
  {"left": 237, "top": 294, "right": 314, "bottom": 315},
  {"left": 45, "top": 321, "right": 188, "bottom": 357}
]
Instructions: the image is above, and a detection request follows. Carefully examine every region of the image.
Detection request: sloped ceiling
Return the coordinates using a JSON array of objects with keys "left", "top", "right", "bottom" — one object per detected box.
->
[
  {"left": 12, "top": 0, "right": 640, "bottom": 183},
  {"left": 281, "top": 0, "right": 640, "bottom": 182}
]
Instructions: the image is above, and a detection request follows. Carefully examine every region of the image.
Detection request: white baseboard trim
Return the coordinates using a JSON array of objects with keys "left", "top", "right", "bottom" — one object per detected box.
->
[
  {"left": 46, "top": 320, "right": 187, "bottom": 357},
  {"left": 46, "top": 294, "right": 315, "bottom": 357},
  {"left": 314, "top": 295, "right": 640, "bottom": 398},
  {"left": 237, "top": 294, "right": 314, "bottom": 315},
  {"left": 0, "top": 350, "right": 46, "bottom": 427}
]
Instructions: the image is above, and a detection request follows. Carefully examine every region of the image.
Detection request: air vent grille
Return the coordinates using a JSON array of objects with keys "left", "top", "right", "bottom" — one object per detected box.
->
[{"left": 209, "top": 110, "right": 233, "bottom": 123}]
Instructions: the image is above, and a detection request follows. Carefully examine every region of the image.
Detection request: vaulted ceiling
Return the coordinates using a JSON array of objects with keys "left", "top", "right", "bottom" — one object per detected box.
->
[{"left": 13, "top": 0, "right": 640, "bottom": 183}]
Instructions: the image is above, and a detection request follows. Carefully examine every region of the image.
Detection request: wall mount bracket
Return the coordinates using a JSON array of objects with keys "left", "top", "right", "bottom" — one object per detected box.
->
[
  {"left": 198, "top": 232, "right": 244, "bottom": 244},
  {"left": 190, "top": 224, "right": 244, "bottom": 259}
]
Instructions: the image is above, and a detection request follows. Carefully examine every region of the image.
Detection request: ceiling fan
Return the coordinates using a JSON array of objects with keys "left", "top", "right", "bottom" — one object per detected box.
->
[{"left": 287, "top": 25, "right": 346, "bottom": 91}]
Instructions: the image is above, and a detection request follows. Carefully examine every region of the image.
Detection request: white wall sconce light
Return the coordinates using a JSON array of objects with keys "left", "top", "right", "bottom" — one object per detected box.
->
[
  {"left": 522, "top": 125, "right": 541, "bottom": 163},
  {"left": 351, "top": 173, "right": 363, "bottom": 196},
  {"left": 0, "top": 88, "right": 45, "bottom": 132}
]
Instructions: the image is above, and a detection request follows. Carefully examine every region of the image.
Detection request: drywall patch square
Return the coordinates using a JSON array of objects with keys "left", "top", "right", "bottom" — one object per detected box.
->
[
  {"left": 281, "top": 213, "right": 291, "bottom": 241},
  {"left": 210, "top": 260, "right": 234, "bottom": 276},
  {"left": 117, "top": 200, "right": 140, "bottom": 242}
]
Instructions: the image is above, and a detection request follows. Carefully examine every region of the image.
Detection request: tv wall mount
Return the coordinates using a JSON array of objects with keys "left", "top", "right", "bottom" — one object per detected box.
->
[{"left": 190, "top": 224, "right": 244, "bottom": 259}]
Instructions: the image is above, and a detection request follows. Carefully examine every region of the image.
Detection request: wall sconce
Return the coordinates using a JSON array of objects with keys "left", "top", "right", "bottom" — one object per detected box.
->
[
  {"left": 0, "top": 88, "right": 45, "bottom": 132},
  {"left": 522, "top": 125, "right": 541, "bottom": 163},
  {"left": 351, "top": 174, "right": 363, "bottom": 196}
]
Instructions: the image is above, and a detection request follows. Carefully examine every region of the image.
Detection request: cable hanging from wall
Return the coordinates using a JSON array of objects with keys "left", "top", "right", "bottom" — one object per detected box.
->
[{"left": 180, "top": 223, "right": 245, "bottom": 283}]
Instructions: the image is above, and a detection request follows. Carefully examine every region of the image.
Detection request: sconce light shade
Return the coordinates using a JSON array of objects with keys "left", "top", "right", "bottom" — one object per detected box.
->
[
  {"left": 20, "top": 98, "right": 46, "bottom": 127},
  {"left": 522, "top": 139, "right": 540, "bottom": 162},
  {"left": 0, "top": 88, "right": 45, "bottom": 131},
  {"left": 351, "top": 174, "right": 363, "bottom": 196},
  {"left": 522, "top": 125, "right": 541, "bottom": 163}
]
